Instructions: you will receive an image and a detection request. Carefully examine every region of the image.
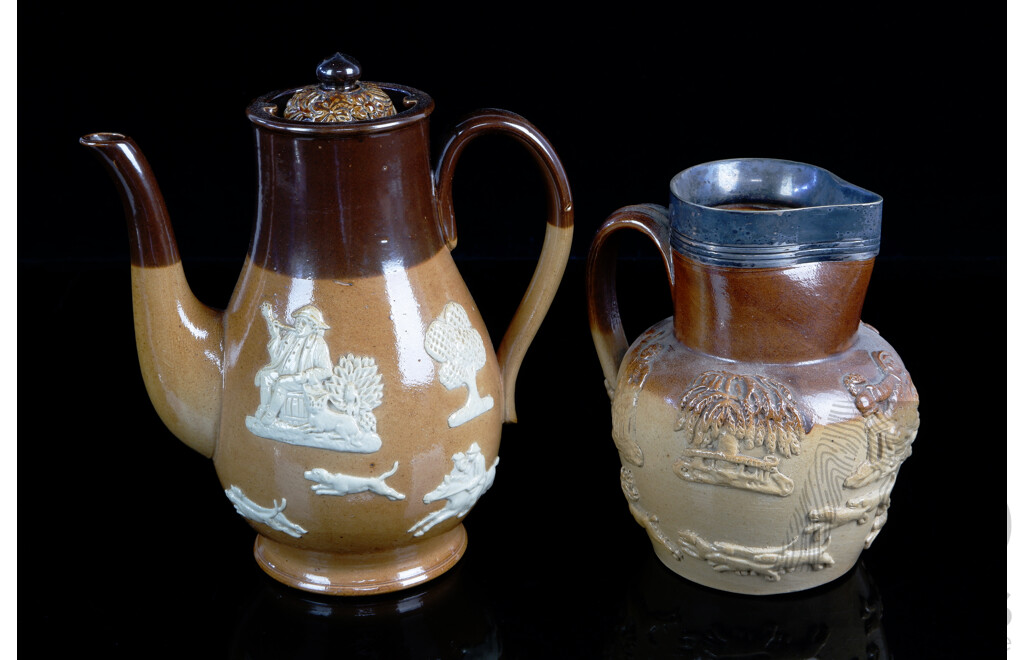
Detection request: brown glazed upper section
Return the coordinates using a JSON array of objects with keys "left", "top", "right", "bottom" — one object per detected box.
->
[
  {"left": 80, "top": 133, "right": 180, "bottom": 268},
  {"left": 245, "top": 86, "right": 443, "bottom": 280},
  {"left": 672, "top": 251, "right": 873, "bottom": 363}
]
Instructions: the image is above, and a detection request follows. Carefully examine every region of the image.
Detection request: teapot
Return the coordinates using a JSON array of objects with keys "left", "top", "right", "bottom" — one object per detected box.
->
[
  {"left": 586, "top": 158, "right": 919, "bottom": 595},
  {"left": 81, "top": 53, "right": 573, "bottom": 595}
]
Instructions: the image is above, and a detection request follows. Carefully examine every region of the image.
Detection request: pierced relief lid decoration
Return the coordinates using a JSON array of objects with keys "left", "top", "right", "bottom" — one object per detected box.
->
[{"left": 283, "top": 53, "right": 397, "bottom": 123}]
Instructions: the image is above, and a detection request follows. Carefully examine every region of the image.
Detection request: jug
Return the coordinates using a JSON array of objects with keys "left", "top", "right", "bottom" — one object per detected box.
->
[
  {"left": 586, "top": 158, "right": 919, "bottom": 595},
  {"left": 81, "top": 53, "right": 573, "bottom": 595}
]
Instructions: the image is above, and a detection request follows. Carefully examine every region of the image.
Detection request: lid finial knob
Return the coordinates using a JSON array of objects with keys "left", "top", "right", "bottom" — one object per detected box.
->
[
  {"left": 284, "top": 53, "right": 396, "bottom": 123},
  {"left": 316, "top": 53, "right": 361, "bottom": 91}
]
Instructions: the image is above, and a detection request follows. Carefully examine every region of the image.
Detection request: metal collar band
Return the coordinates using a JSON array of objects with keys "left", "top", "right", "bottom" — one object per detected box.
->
[{"left": 669, "top": 159, "right": 883, "bottom": 268}]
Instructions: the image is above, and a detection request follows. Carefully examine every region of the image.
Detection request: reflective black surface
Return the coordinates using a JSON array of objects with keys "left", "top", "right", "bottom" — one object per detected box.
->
[{"left": 21, "top": 6, "right": 1002, "bottom": 658}]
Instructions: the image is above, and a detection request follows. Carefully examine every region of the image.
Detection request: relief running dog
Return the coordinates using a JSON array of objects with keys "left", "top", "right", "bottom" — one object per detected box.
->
[{"left": 304, "top": 462, "right": 406, "bottom": 501}]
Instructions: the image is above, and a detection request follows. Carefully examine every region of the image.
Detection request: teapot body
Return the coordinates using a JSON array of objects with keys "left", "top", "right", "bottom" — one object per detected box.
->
[
  {"left": 589, "top": 159, "right": 919, "bottom": 595},
  {"left": 218, "top": 93, "right": 510, "bottom": 593},
  {"left": 217, "top": 250, "right": 503, "bottom": 592},
  {"left": 83, "top": 63, "right": 574, "bottom": 595}
]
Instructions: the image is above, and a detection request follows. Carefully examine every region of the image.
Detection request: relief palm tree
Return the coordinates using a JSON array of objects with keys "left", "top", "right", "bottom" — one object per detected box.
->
[{"left": 674, "top": 371, "right": 805, "bottom": 496}]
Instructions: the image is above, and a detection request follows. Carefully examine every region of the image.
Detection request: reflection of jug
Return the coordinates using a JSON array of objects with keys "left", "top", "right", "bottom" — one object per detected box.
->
[
  {"left": 607, "top": 554, "right": 889, "bottom": 658},
  {"left": 587, "top": 159, "right": 919, "bottom": 595},
  {"left": 81, "top": 53, "right": 573, "bottom": 595}
]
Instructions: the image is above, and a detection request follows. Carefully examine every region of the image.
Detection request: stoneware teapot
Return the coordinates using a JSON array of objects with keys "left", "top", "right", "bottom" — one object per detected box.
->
[
  {"left": 587, "top": 158, "right": 919, "bottom": 595},
  {"left": 81, "top": 53, "right": 573, "bottom": 595}
]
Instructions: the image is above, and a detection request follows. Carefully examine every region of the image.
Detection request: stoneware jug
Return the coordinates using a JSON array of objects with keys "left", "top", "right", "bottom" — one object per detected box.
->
[
  {"left": 81, "top": 53, "right": 573, "bottom": 595},
  {"left": 586, "top": 158, "right": 919, "bottom": 595}
]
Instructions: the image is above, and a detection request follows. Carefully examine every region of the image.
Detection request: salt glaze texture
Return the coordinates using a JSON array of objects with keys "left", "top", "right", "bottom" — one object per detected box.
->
[
  {"left": 587, "top": 160, "right": 919, "bottom": 595},
  {"left": 613, "top": 325, "right": 918, "bottom": 593}
]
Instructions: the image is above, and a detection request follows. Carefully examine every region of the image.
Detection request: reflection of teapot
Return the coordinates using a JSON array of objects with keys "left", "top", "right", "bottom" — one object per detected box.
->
[
  {"left": 81, "top": 53, "right": 573, "bottom": 595},
  {"left": 607, "top": 554, "right": 889, "bottom": 658},
  {"left": 230, "top": 563, "right": 502, "bottom": 659}
]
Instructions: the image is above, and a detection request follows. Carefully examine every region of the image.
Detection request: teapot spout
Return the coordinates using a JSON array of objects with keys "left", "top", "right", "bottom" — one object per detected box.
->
[{"left": 81, "top": 133, "right": 223, "bottom": 458}]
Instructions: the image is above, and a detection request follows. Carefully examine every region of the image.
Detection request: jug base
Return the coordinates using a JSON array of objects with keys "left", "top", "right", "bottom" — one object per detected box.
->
[
  {"left": 253, "top": 524, "right": 468, "bottom": 596},
  {"left": 650, "top": 542, "right": 859, "bottom": 596}
]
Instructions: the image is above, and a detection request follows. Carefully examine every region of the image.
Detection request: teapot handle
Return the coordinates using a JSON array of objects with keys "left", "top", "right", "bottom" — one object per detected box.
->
[
  {"left": 434, "top": 109, "right": 574, "bottom": 423},
  {"left": 586, "top": 204, "right": 674, "bottom": 397}
]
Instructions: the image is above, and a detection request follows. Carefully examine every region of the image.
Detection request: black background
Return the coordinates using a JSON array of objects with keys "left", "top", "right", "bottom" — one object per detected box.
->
[{"left": 20, "top": 5, "right": 1004, "bottom": 658}]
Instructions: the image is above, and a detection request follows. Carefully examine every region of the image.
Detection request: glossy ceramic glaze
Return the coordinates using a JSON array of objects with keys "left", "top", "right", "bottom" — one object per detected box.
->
[
  {"left": 587, "top": 159, "right": 919, "bottom": 595},
  {"left": 81, "top": 56, "right": 573, "bottom": 595}
]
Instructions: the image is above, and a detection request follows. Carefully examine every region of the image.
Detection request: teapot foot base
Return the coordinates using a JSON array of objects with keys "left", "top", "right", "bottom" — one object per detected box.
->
[{"left": 253, "top": 524, "right": 468, "bottom": 596}]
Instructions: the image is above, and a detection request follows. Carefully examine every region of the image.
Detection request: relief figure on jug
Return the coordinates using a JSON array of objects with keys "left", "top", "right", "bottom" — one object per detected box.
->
[{"left": 842, "top": 350, "right": 919, "bottom": 490}]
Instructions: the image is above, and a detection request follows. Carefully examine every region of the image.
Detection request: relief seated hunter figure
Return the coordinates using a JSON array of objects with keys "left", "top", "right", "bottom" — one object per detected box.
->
[
  {"left": 255, "top": 303, "right": 332, "bottom": 425},
  {"left": 246, "top": 302, "right": 384, "bottom": 454}
]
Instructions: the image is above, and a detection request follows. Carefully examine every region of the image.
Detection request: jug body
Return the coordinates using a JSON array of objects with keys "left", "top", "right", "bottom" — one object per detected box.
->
[{"left": 588, "top": 159, "right": 919, "bottom": 595}]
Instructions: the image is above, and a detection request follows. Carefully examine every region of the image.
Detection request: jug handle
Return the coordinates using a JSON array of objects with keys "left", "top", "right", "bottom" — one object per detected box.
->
[
  {"left": 435, "top": 109, "right": 574, "bottom": 423},
  {"left": 586, "top": 204, "right": 673, "bottom": 397}
]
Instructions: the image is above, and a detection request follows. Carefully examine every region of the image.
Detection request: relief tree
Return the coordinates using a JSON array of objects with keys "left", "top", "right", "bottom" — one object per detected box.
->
[
  {"left": 424, "top": 302, "right": 494, "bottom": 427},
  {"left": 673, "top": 371, "right": 806, "bottom": 497},
  {"left": 676, "top": 371, "right": 804, "bottom": 458}
]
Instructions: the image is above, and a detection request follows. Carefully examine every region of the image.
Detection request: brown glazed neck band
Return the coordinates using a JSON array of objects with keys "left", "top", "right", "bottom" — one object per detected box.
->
[
  {"left": 671, "top": 252, "right": 873, "bottom": 363},
  {"left": 245, "top": 117, "right": 442, "bottom": 281}
]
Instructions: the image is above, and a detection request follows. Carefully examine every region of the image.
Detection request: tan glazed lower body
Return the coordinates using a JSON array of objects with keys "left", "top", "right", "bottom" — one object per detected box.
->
[
  {"left": 632, "top": 417, "right": 907, "bottom": 595},
  {"left": 212, "top": 251, "right": 503, "bottom": 595},
  {"left": 612, "top": 319, "right": 919, "bottom": 595}
]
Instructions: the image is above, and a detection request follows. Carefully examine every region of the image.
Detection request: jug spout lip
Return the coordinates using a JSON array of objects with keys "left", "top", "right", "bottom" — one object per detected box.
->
[
  {"left": 246, "top": 83, "right": 434, "bottom": 136},
  {"left": 669, "top": 158, "right": 883, "bottom": 268}
]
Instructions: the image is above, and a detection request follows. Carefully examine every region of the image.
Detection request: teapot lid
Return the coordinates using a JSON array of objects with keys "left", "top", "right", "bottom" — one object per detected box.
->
[{"left": 283, "top": 53, "right": 397, "bottom": 123}]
